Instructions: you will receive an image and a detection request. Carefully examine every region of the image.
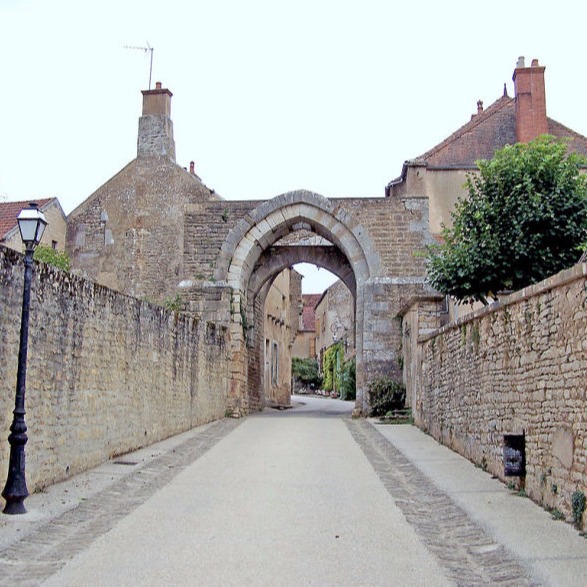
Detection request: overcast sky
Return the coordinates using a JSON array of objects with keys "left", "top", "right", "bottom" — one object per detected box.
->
[{"left": 1, "top": 0, "right": 586, "bottom": 291}]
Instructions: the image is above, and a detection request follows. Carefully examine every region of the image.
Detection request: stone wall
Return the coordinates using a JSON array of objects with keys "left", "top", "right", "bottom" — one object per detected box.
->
[
  {"left": 405, "top": 263, "right": 587, "bottom": 526},
  {"left": 314, "top": 279, "right": 355, "bottom": 363},
  {"left": 0, "top": 246, "right": 228, "bottom": 492}
]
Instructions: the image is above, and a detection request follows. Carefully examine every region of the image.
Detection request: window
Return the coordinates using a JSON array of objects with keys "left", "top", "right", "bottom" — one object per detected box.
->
[{"left": 271, "top": 342, "right": 278, "bottom": 386}]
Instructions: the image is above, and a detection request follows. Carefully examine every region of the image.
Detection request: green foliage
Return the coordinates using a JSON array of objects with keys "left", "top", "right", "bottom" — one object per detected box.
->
[
  {"left": 291, "top": 357, "right": 322, "bottom": 388},
  {"left": 548, "top": 507, "right": 565, "bottom": 521},
  {"left": 427, "top": 136, "right": 587, "bottom": 304},
  {"left": 368, "top": 376, "right": 406, "bottom": 417},
  {"left": 33, "top": 245, "right": 71, "bottom": 271},
  {"left": 572, "top": 490, "right": 586, "bottom": 528},
  {"left": 339, "top": 357, "right": 356, "bottom": 401},
  {"left": 322, "top": 341, "right": 344, "bottom": 391},
  {"left": 163, "top": 294, "right": 184, "bottom": 312},
  {"left": 321, "top": 343, "right": 355, "bottom": 399}
]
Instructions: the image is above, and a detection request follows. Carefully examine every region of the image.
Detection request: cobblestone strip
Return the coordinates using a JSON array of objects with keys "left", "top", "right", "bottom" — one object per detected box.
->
[
  {"left": 0, "top": 418, "right": 242, "bottom": 586},
  {"left": 345, "top": 419, "right": 536, "bottom": 586}
]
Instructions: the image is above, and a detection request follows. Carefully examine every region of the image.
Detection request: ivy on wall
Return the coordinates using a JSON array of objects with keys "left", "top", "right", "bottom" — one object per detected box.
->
[
  {"left": 322, "top": 342, "right": 356, "bottom": 400},
  {"left": 322, "top": 341, "right": 344, "bottom": 392}
]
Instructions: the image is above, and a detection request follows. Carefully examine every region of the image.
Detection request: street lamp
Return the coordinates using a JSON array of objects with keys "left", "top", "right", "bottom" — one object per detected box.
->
[{"left": 2, "top": 202, "right": 47, "bottom": 514}]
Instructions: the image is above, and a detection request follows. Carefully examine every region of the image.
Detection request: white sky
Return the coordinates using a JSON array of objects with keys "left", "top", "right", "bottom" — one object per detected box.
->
[{"left": 2, "top": 0, "right": 586, "bottom": 293}]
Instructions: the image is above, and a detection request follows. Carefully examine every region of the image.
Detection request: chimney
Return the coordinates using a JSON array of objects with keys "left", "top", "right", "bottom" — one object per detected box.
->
[
  {"left": 137, "top": 82, "right": 176, "bottom": 161},
  {"left": 513, "top": 57, "right": 547, "bottom": 143},
  {"left": 189, "top": 161, "right": 195, "bottom": 174}
]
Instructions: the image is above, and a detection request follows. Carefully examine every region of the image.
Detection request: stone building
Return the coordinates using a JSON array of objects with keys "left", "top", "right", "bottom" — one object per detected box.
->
[
  {"left": 262, "top": 268, "right": 301, "bottom": 406},
  {"left": 291, "top": 293, "right": 321, "bottom": 359},
  {"left": 386, "top": 57, "right": 587, "bottom": 236},
  {"left": 65, "top": 78, "right": 433, "bottom": 416},
  {"left": 66, "top": 83, "right": 305, "bottom": 408},
  {"left": 314, "top": 279, "right": 355, "bottom": 369},
  {"left": 66, "top": 83, "right": 216, "bottom": 302},
  {"left": 0, "top": 198, "right": 67, "bottom": 252}
]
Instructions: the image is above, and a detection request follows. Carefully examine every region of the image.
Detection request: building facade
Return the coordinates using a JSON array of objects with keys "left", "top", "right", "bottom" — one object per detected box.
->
[
  {"left": 314, "top": 279, "right": 355, "bottom": 369},
  {"left": 0, "top": 198, "right": 67, "bottom": 253},
  {"left": 291, "top": 293, "right": 321, "bottom": 359},
  {"left": 386, "top": 57, "right": 587, "bottom": 237}
]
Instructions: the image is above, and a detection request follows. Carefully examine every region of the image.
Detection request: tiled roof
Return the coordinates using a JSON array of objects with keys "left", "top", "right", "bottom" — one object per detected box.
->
[
  {"left": 0, "top": 198, "right": 54, "bottom": 241},
  {"left": 412, "top": 94, "right": 587, "bottom": 169},
  {"left": 300, "top": 294, "right": 321, "bottom": 331},
  {"left": 416, "top": 95, "right": 516, "bottom": 167}
]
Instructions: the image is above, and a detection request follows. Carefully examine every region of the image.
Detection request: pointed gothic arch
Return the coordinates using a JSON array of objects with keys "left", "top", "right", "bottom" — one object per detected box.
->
[{"left": 215, "top": 190, "right": 381, "bottom": 415}]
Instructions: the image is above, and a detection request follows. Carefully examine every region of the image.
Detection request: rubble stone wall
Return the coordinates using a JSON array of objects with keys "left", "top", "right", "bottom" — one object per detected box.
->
[
  {"left": 410, "top": 263, "right": 587, "bottom": 525},
  {"left": 0, "top": 246, "right": 228, "bottom": 492}
]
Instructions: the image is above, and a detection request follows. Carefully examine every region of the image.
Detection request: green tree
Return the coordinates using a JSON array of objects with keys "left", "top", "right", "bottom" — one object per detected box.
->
[
  {"left": 33, "top": 245, "right": 71, "bottom": 272},
  {"left": 291, "top": 357, "right": 322, "bottom": 388},
  {"left": 427, "top": 136, "right": 587, "bottom": 304}
]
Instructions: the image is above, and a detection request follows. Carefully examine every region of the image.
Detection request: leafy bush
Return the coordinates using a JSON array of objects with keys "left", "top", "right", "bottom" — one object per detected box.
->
[
  {"left": 292, "top": 357, "right": 322, "bottom": 388},
  {"left": 572, "top": 490, "right": 586, "bottom": 529},
  {"left": 33, "top": 245, "right": 71, "bottom": 271},
  {"left": 368, "top": 376, "right": 406, "bottom": 417},
  {"left": 339, "top": 357, "right": 356, "bottom": 401}
]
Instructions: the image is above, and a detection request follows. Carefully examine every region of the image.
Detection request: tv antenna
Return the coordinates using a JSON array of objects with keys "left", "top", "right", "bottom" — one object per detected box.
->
[{"left": 124, "top": 43, "right": 154, "bottom": 89}]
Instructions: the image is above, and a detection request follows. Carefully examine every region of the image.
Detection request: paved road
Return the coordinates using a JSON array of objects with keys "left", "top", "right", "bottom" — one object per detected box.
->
[{"left": 0, "top": 396, "right": 586, "bottom": 585}]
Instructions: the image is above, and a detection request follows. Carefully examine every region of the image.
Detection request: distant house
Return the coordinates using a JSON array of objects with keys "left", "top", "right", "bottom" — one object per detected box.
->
[
  {"left": 0, "top": 198, "right": 67, "bottom": 252},
  {"left": 292, "top": 293, "right": 322, "bottom": 359},
  {"left": 314, "top": 280, "right": 355, "bottom": 370},
  {"left": 386, "top": 57, "right": 587, "bottom": 237},
  {"left": 263, "top": 269, "right": 302, "bottom": 407}
]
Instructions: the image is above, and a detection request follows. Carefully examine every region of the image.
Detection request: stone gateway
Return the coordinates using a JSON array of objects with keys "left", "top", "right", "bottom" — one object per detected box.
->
[{"left": 66, "top": 83, "right": 435, "bottom": 415}]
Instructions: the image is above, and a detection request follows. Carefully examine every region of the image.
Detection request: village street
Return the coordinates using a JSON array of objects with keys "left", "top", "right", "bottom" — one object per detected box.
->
[{"left": 0, "top": 396, "right": 586, "bottom": 586}]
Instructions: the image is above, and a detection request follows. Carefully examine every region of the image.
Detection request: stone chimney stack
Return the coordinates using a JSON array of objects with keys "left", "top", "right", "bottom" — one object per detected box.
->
[
  {"left": 513, "top": 57, "right": 547, "bottom": 143},
  {"left": 137, "top": 82, "right": 176, "bottom": 161}
]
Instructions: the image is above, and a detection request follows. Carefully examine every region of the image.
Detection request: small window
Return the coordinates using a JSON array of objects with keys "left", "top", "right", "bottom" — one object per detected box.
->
[{"left": 51, "top": 240, "right": 58, "bottom": 250}]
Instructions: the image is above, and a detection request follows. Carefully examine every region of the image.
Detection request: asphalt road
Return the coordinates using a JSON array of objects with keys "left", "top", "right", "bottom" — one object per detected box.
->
[{"left": 1, "top": 395, "right": 586, "bottom": 586}]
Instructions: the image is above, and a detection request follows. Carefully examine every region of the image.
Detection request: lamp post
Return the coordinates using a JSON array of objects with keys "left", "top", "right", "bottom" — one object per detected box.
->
[{"left": 2, "top": 203, "right": 47, "bottom": 514}]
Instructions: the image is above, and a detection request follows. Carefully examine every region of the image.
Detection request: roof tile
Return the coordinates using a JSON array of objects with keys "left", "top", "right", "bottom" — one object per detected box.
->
[{"left": 0, "top": 198, "right": 54, "bottom": 241}]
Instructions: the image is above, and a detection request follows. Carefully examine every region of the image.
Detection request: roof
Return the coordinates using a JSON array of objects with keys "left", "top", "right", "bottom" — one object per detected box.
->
[
  {"left": 0, "top": 198, "right": 55, "bottom": 241},
  {"left": 415, "top": 93, "right": 517, "bottom": 168},
  {"left": 387, "top": 89, "right": 587, "bottom": 192},
  {"left": 300, "top": 294, "right": 321, "bottom": 331},
  {"left": 417, "top": 94, "right": 587, "bottom": 169}
]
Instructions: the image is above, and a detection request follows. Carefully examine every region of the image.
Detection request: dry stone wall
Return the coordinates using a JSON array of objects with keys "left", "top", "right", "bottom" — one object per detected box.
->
[
  {"left": 0, "top": 246, "right": 228, "bottom": 492},
  {"left": 409, "top": 263, "right": 587, "bottom": 527}
]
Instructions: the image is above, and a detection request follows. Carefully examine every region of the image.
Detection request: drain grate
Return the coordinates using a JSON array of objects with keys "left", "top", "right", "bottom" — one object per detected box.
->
[{"left": 113, "top": 460, "right": 138, "bottom": 466}]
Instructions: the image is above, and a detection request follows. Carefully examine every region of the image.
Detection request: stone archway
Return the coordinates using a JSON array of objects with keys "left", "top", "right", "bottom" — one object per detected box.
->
[
  {"left": 214, "top": 190, "right": 380, "bottom": 416},
  {"left": 247, "top": 247, "right": 356, "bottom": 411},
  {"left": 248, "top": 245, "right": 355, "bottom": 307}
]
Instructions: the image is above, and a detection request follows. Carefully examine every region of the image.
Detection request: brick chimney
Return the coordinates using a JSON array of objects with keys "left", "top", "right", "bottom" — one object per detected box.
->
[
  {"left": 513, "top": 57, "right": 547, "bottom": 143},
  {"left": 137, "top": 81, "right": 176, "bottom": 161}
]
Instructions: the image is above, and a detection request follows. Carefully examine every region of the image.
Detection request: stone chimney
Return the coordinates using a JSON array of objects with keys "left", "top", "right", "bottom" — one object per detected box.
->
[
  {"left": 137, "top": 82, "right": 176, "bottom": 161},
  {"left": 513, "top": 57, "right": 547, "bottom": 143}
]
